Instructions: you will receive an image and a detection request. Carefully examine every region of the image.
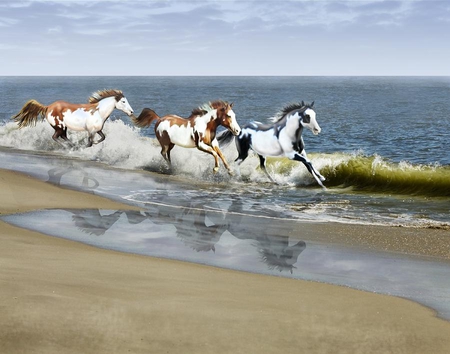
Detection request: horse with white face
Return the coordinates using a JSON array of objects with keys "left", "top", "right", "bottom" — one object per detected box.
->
[
  {"left": 12, "top": 89, "right": 134, "bottom": 147},
  {"left": 217, "top": 101, "right": 326, "bottom": 187},
  {"left": 132, "top": 100, "right": 241, "bottom": 175}
]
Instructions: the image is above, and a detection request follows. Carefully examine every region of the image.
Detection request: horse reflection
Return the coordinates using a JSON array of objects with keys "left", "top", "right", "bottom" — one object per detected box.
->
[
  {"left": 47, "top": 167, "right": 100, "bottom": 190},
  {"left": 65, "top": 192, "right": 307, "bottom": 274},
  {"left": 146, "top": 197, "right": 229, "bottom": 253},
  {"left": 68, "top": 209, "right": 149, "bottom": 236}
]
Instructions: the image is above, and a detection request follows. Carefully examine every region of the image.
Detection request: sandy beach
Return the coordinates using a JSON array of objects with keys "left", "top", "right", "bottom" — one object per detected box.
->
[{"left": 1, "top": 168, "right": 450, "bottom": 354}]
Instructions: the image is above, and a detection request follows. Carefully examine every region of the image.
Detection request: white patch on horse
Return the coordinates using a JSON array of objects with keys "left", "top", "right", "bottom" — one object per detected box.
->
[
  {"left": 158, "top": 120, "right": 196, "bottom": 148},
  {"left": 248, "top": 129, "right": 284, "bottom": 157},
  {"left": 62, "top": 108, "right": 95, "bottom": 132}
]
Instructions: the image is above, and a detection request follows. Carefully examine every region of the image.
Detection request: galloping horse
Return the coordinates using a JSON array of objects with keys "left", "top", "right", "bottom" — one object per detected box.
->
[
  {"left": 132, "top": 100, "right": 241, "bottom": 174},
  {"left": 217, "top": 101, "right": 326, "bottom": 187},
  {"left": 12, "top": 89, "right": 134, "bottom": 147}
]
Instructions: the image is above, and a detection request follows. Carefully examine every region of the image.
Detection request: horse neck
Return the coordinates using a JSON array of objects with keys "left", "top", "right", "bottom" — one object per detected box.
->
[
  {"left": 285, "top": 114, "right": 300, "bottom": 130},
  {"left": 197, "top": 110, "right": 218, "bottom": 128},
  {"left": 96, "top": 97, "right": 116, "bottom": 120}
]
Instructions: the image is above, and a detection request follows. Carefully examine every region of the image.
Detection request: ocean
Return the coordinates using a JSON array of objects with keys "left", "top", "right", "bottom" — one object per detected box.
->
[
  {"left": 1, "top": 76, "right": 449, "bottom": 227},
  {"left": 1, "top": 76, "right": 450, "bottom": 319}
]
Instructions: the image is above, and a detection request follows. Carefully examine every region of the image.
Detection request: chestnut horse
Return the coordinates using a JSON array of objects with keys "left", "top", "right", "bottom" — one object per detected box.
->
[
  {"left": 132, "top": 100, "right": 241, "bottom": 174},
  {"left": 12, "top": 89, "right": 134, "bottom": 147}
]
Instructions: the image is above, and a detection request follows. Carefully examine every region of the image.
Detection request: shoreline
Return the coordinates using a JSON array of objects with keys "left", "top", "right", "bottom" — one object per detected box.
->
[{"left": 1, "top": 168, "right": 450, "bottom": 353}]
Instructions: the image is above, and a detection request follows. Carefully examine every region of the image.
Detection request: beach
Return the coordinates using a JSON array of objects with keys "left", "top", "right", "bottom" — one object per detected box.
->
[{"left": 1, "top": 168, "right": 450, "bottom": 354}]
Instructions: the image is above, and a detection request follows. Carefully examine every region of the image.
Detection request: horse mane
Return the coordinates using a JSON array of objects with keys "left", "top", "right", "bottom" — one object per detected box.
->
[
  {"left": 189, "top": 100, "right": 230, "bottom": 118},
  {"left": 271, "top": 101, "right": 311, "bottom": 123},
  {"left": 88, "top": 89, "right": 124, "bottom": 104}
]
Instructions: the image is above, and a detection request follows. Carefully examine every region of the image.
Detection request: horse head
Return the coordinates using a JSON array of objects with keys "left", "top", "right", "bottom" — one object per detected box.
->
[
  {"left": 115, "top": 95, "right": 134, "bottom": 117},
  {"left": 300, "top": 102, "right": 321, "bottom": 135},
  {"left": 215, "top": 101, "right": 241, "bottom": 136}
]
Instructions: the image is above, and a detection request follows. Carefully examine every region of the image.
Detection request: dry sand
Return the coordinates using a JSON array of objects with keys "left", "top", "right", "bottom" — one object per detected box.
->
[{"left": 1, "top": 168, "right": 450, "bottom": 354}]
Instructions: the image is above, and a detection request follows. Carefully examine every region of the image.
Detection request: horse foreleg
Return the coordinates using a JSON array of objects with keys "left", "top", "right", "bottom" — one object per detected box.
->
[
  {"left": 212, "top": 140, "right": 233, "bottom": 175},
  {"left": 292, "top": 152, "right": 326, "bottom": 188},
  {"left": 300, "top": 151, "right": 325, "bottom": 182},
  {"left": 197, "top": 142, "right": 220, "bottom": 173},
  {"left": 258, "top": 155, "right": 275, "bottom": 183}
]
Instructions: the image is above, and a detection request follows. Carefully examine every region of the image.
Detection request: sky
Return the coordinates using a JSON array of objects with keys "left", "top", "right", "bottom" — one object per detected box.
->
[{"left": 0, "top": 0, "right": 449, "bottom": 76}]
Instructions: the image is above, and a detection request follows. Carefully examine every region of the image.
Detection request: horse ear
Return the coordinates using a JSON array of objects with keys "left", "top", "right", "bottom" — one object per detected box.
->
[
  {"left": 311, "top": 101, "right": 314, "bottom": 107},
  {"left": 230, "top": 102, "right": 234, "bottom": 108},
  {"left": 301, "top": 100, "right": 305, "bottom": 106}
]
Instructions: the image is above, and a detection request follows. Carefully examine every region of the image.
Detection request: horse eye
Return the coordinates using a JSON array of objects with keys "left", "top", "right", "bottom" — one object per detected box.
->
[{"left": 303, "top": 115, "right": 311, "bottom": 123}]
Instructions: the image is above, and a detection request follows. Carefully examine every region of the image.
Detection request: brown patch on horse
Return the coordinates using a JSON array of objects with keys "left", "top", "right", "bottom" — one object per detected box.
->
[
  {"left": 88, "top": 89, "right": 124, "bottom": 104},
  {"left": 47, "top": 101, "right": 98, "bottom": 128}
]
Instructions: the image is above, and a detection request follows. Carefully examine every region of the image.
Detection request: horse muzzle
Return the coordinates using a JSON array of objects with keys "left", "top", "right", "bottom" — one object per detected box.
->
[{"left": 232, "top": 128, "right": 242, "bottom": 136}]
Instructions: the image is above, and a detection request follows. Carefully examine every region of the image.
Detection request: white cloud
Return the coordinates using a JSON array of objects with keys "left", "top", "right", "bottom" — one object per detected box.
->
[{"left": 47, "top": 26, "right": 62, "bottom": 34}]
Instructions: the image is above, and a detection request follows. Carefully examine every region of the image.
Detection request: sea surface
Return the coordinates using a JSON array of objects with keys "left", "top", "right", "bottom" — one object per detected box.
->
[{"left": 1, "top": 76, "right": 450, "bottom": 320}]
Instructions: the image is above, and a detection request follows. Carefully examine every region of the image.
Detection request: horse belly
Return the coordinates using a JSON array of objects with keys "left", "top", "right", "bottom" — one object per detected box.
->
[
  {"left": 157, "top": 122, "right": 196, "bottom": 148},
  {"left": 250, "top": 130, "right": 283, "bottom": 157}
]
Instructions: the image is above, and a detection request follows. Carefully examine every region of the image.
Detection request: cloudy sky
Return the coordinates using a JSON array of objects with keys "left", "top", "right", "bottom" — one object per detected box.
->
[{"left": 0, "top": 0, "right": 449, "bottom": 76}]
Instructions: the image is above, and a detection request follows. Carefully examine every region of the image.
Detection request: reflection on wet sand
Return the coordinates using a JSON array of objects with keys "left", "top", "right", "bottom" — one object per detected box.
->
[{"left": 66, "top": 191, "right": 307, "bottom": 274}]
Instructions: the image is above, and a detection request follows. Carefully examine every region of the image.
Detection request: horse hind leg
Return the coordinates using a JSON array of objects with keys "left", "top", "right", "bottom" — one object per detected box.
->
[
  {"left": 52, "top": 127, "right": 71, "bottom": 148},
  {"left": 61, "top": 127, "right": 74, "bottom": 147},
  {"left": 87, "top": 133, "right": 95, "bottom": 148},
  {"left": 166, "top": 143, "right": 175, "bottom": 164},
  {"left": 93, "top": 130, "right": 106, "bottom": 145},
  {"left": 258, "top": 155, "right": 276, "bottom": 183},
  {"left": 234, "top": 136, "right": 251, "bottom": 165}
]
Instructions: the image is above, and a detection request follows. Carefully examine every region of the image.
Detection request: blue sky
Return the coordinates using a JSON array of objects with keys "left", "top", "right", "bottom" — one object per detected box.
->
[{"left": 0, "top": 0, "right": 449, "bottom": 75}]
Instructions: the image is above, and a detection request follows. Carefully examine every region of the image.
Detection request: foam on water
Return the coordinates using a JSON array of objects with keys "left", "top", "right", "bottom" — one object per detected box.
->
[{"left": 2, "top": 119, "right": 450, "bottom": 199}]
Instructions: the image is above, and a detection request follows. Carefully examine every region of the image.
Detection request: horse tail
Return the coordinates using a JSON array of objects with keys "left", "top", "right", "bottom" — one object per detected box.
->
[
  {"left": 11, "top": 99, "right": 48, "bottom": 128},
  {"left": 216, "top": 129, "right": 235, "bottom": 149},
  {"left": 131, "top": 108, "right": 160, "bottom": 128}
]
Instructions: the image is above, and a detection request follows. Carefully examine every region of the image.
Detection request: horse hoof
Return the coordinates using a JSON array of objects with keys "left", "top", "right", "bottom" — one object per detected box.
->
[
  {"left": 213, "top": 167, "right": 219, "bottom": 173},
  {"left": 228, "top": 170, "right": 235, "bottom": 176}
]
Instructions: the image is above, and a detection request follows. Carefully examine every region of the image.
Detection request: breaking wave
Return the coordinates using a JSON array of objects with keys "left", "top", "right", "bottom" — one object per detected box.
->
[{"left": 1, "top": 120, "right": 449, "bottom": 197}]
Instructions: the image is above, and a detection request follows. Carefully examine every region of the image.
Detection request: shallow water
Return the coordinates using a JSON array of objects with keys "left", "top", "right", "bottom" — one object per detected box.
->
[{"left": 2, "top": 148, "right": 450, "bottom": 320}]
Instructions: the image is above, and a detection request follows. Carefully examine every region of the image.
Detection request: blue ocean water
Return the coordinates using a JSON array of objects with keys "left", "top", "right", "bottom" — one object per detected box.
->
[{"left": 1, "top": 76, "right": 449, "bottom": 226}]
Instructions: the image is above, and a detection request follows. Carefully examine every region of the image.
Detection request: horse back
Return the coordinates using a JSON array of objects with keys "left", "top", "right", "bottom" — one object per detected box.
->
[{"left": 47, "top": 100, "right": 98, "bottom": 118}]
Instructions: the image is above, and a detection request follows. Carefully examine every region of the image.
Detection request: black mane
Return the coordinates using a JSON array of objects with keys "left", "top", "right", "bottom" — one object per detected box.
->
[{"left": 272, "top": 101, "right": 312, "bottom": 123}]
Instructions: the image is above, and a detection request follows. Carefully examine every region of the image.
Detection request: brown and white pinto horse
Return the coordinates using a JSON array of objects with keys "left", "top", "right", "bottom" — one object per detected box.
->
[
  {"left": 132, "top": 100, "right": 241, "bottom": 174},
  {"left": 12, "top": 89, "right": 134, "bottom": 147}
]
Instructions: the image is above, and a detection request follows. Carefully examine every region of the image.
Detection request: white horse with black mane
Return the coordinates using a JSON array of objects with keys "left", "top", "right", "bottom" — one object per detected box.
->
[{"left": 217, "top": 101, "right": 326, "bottom": 187}]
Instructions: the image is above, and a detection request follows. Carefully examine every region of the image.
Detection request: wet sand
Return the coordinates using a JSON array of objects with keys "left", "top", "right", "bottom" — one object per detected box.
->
[{"left": 1, "top": 168, "right": 450, "bottom": 354}]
